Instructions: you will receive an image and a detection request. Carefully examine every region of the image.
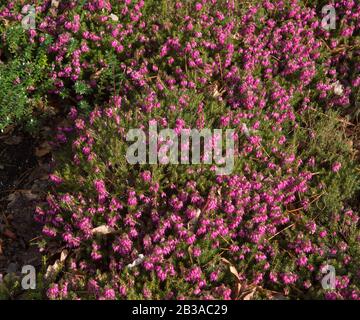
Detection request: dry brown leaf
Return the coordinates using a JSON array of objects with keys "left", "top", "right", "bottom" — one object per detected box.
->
[
  {"left": 7, "top": 193, "right": 17, "bottom": 202},
  {"left": 7, "top": 190, "right": 38, "bottom": 204},
  {"left": 50, "top": 0, "right": 60, "bottom": 16},
  {"left": 21, "top": 190, "right": 38, "bottom": 200},
  {"left": 51, "top": 0, "right": 60, "bottom": 7},
  {"left": 220, "top": 257, "right": 231, "bottom": 265},
  {"left": 45, "top": 249, "right": 68, "bottom": 281},
  {"left": 188, "top": 246, "right": 193, "bottom": 256},
  {"left": 238, "top": 284, "right": 258, "bottom": 300},
  {"left": 3, "top": 229, "right": 16, "bottom": 240},
  {"left": 3, "top": 136, "right": 22, "bottom": 145},
  {"left": 229, "top": 265, "right": 241, "bottom": 282},
  {"left": 235, "top": 282, "right": 242, "bottom": 298},
  {"left": 257, "top": 286, "right": 287, "bottom": 300},
  {"left": 221, "top": 257, "right": 241, "bottom": 280},
  {"left": 271, "top": 294, "right": 287, "bottom": 300},
  {"left": 187, "top": 246, "right": 194, "bottom": 264},
  {"left": 92, "top": 225, "right": 114, "bottom": 235},
  {"left": 60, "top": 249, "right": 69, "bottom": 262},
  {"left": 188, "top": 209, "right": 201, "bottom": 232},
  {"left": 90, "top": 67, "right": 106, "bottom": 80},
  {"left": 242, "top": 288, "right": 256, "bottom": 300},
  {"left": 35, "top": 142, "right": 52, "bottom": 157},
  {"left": 221, "top": 257, "right": 244, "bottom": 296},
  {"left": 45, "top": 260, "right": 62, "bottom": 280}
]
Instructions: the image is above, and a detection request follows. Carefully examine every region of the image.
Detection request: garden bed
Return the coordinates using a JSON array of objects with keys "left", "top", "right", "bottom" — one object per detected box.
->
[{"left": 0, "top": 0, "right": 359, "bottom": 300}]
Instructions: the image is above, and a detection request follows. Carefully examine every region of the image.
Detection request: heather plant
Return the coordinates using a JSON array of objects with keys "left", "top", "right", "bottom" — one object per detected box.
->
[
  {"left": 38, "top": 100, "right": 359, "bottom": 300},
  {"left": 0, "top": 15, "right": 52, "bottom": 131},
  {"left": 1, "top": 0, "right": 359, "bottom": 300}
]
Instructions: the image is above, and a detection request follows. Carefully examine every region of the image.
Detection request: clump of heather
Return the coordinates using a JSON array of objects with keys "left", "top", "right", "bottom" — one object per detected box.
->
[
  {"left": 38, "top": 98, "right": 360, "bottom": 299},
  {"left": 1, "top": 0, "right": 357, "bottom": 299}
]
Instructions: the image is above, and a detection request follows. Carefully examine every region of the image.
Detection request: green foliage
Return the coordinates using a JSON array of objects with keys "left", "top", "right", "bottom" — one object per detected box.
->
[
  {"left": 0, "top": 23, "right": 52, "bottom": 131},
  {"left": 0, "top": 273, "right": 21, "bottom": 300},
  {"left": 297, "top": 109, "right": 359, "bottom": 219}
]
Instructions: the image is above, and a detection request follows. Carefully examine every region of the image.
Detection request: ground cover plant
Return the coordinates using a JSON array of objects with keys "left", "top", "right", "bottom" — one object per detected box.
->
[{"left": 0, "top": 0, "right": 359, "bottom": 300}]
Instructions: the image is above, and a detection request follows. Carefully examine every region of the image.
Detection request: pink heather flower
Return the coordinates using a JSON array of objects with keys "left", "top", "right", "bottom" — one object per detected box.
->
[
  {"left": 60, "top": 282, "right": 69, "bottom": 298},
  {"left": 113, "top": 235, "right": 133, "bottom": 255},
  {"left": 119, "top": 285, "right": 127, "bottom": 297},
  {"left": 88, "top": 279, "right": 100, "bottom": 294},
  {"left": 68, "top": 107, "right": 78, "bottom": 120},
  {"left": 29, "top": 29, "right": 37, "bottom": 38},
  {"left": 269, "top": 272, "right": 278, "bottom": 283},
  {"left": 344, "top": 256, "right": 351, "bottom": 265},
  {"left": 127, "top": 195, "right": 138, "bottom": 206},
  {"left": 103, "top": 288, "right": 116, "bottom": 300},
  {"left": 193, "top": 287, "right": 201, "bottom": 295},
  {"left": 104, "top": 108, "right": 113, "bottom": 118},
  {"left": 140, "top": 171, "right": 152, "bottom": 182},
  {"left": 284, "top": 153, "right": 295, "bottom": 164},
  {"left": 186, "top": 22, "right": 194, "bottom": 31},
  {"left": 303, "top": 280, "right": 312, "bottom": 289},
  {"left": 111, "top": 40, "right": 118, "bottom": 48},
  {"left": 42, "top": 225, "right": 57, "bottom": 238},
  {"left": 63, "top": 232, "right": 81, "bottom": 248},
  {"left": 112, "top": 95, "right": 122, "bottom": 108},
  {"left": 210, "top": 271, "right": 219, "bottom": 282},
  {"left": 156, "top": 266, "right": 168, "bottom": 281},
  {"left": 325, "top": 292, "right": 338, "bottom": 300},
  {"left": 91, "top": 243, "right": 102, "bottom": 260},
  {"left": 319, "top": 230, "right": 327, "bottom": 238},
  {"left": 186, "top": 234, "right": 196, "bottom": 245},
  {"left": 47, "top": 284, "right": 59, "bottom": 299},
  {"left": 306, "top": 221, "right": 317, "bottom": 234},
  {"left": 49, "top": 174, "right": 63, "bottom": 185},
  {"left": 94, "top": 179, "right": 108, "bottom": 201},
  {"left": 109, "top": 198, "right": 123, "bottom": 212},
  {"left": 278, "top": 135, "right": 286, "bottom": 145},
  {"left": 143, "top": 287, "right": 152, "bottom": 299},
  {"left": 332, "top": 161, "right": 342, "bottom": 173},
  {"left": 56, "top": 133, "right": 67, "bottom": 143},
  {"left": 297, "top": 256, "right": 308, "bottom": 267},
  {"left": 219, "top": 286, "right": 232, "bottom": 300},
  {"left": 192, "top": 247, "right": 202, "bottom": 257},
  {"left": 186, "top": 266, "right": 202, "bottom": 283},
  {"left": 195, "top": 3, "right": 202, "bottom": 11},
  {"left": 281, "top": 273, "right": 298, "bottom": 285},
  {"left": 82, "top": 146, "right": 91, "bottom": 156},
  {"left": 75, "top": 119, "right": 85, "bottom": 130}
]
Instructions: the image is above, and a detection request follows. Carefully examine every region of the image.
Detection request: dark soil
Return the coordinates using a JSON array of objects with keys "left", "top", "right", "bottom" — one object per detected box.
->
[
  {"left": 0, "top": 130, "right": 50, "bottom": 277},
  {"left": 0, "top": 136, "right": 37, "bottom": 192}
]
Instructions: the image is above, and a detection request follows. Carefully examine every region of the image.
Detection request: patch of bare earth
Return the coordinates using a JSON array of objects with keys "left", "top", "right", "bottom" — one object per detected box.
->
[{"left": 0, "top": 127, "right": 51, "bottom": 280}]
